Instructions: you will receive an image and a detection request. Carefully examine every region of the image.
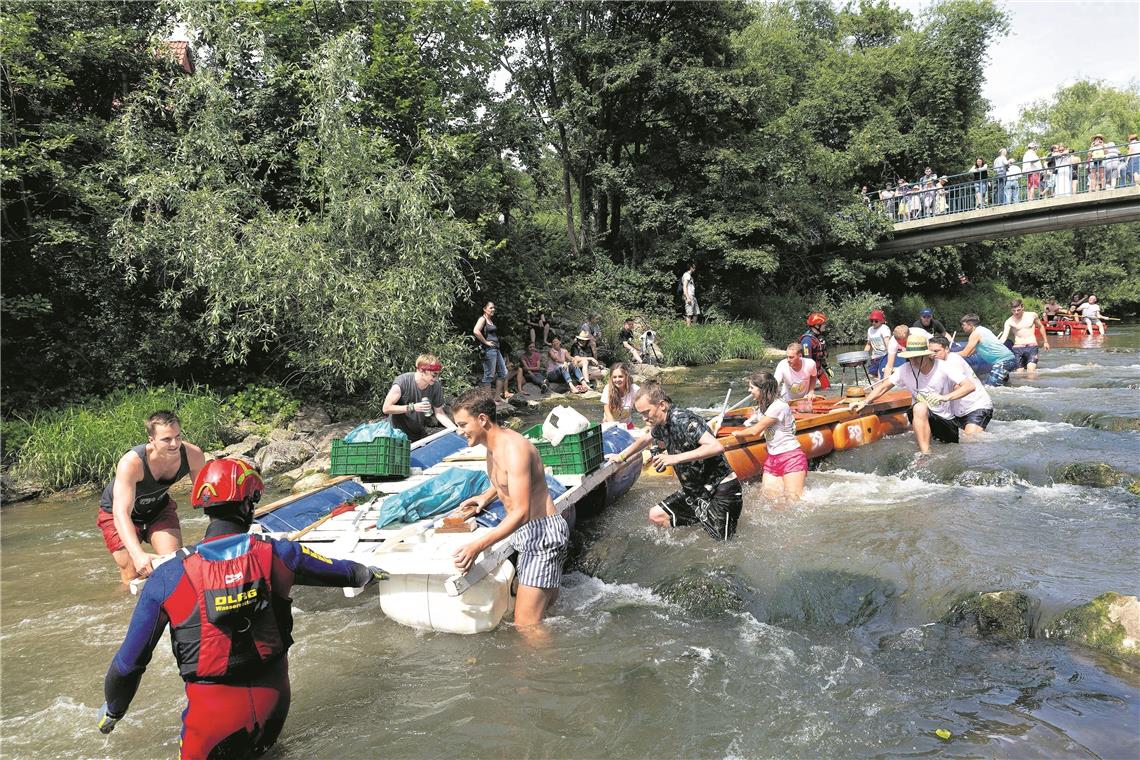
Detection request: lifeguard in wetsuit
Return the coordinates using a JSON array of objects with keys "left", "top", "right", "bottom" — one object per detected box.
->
[
  {"left": 800, "top": 312, "right": 831, "bottom": 390},
  {"left": 97, "top": 458, "right": 384, "bottom": 759},
  {"left": 97, "top": 410, "right": 207, "bottom": 583}
]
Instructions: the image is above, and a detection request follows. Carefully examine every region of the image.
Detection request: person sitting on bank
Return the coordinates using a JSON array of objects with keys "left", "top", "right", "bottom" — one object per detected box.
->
[
  {"left": 800, "top": 311, "right": 831, "bottom": 390},
  {"left": 774, "top": 341, "right": 817, "bottom": 409},
  {"left": 97, "top": 410, "right": 207, "bottom": 584},
  {"left": 526, "top": 310, "right": 552, "bottom": 346},
  {"left": 851, "top": 335, "right": 979, "bottom": 455},
  {"left": 473, "top": 299, "right": 512, "bottom": 400},
  {"left": 97, "top": 458, "right": 384, "bottom": 758},
  {"left": 913, "top": 308, "right": 951, "bottom": 340},
  {"left": 546, "top": 337, "right": 588, "bottom": 393},
  {"left": 619, "top": 317, "right": 643, "bottom": 363},
  {"left": 578, "top": 314, "right": 603, "bottom": 360},
  {"left": 865, "top": 309, "right": 893, "bottom": 380},
  {"left": 733, "top": 371, "right": 808, "bottom": 501},
  {"left": 601, "top": 362, "right": 640, "bottom": 425},
  {"left": 571, "top": 330, "right": 603, "bottom": 385},
  {"left": 956, "top": 313, "right": 1019, "bottom": 386},
  {"left": 928, "top": 337, "right": 994, "bottom": 435},
  {"left": 381, "top": 354, "right": 458, "bottom": 442},
  {"left": 516, "top": 341, "right": 549, "bottom": 395},
  {"left": 607, "top": 382, "right": 742, "bottom": 541},
  {"left": 451, "top": 389, "right": 569, "bottom": 634},
  {"left": 1076, "top": 295, "right": 1105, "bottom": 336}
]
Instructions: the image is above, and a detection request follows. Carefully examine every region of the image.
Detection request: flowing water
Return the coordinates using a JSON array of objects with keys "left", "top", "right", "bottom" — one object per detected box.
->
[{"left": 2, "top": 329, "right": 1138, "bottom": 759}]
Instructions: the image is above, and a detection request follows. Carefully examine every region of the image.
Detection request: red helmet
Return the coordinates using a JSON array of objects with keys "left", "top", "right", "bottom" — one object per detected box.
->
[
  {"left": 868, "top": 309, "right": 887, "bottom": 322},
  {"left": 806, "top": 312, "right": 828, "bottom": 327},
  {"left": 192, "top": 458, "right": 264, "bottom": 509}
]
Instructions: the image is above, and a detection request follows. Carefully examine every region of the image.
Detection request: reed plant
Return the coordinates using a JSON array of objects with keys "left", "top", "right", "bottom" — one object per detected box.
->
[
  {"left": 13, "top": 386, "right": 227, "bottom": 492},
  {"left": 654, "top": 321, "right": 767, "bottom": 366}
]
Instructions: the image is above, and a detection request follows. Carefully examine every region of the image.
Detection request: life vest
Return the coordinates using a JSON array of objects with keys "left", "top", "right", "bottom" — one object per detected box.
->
[{"left": 170, "top": 534, "right": 289, "bottom": 681}]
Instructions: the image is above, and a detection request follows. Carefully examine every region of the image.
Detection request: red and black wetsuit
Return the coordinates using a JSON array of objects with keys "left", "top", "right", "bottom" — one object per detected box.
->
[{"left": 103, "top": 519, "right": 372, "bottom": 759}]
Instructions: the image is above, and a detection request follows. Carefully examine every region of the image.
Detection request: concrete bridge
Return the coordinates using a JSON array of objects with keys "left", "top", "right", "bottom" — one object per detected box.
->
[{"left": 867, "top": 185, "right": 1140, "bottom": 256}]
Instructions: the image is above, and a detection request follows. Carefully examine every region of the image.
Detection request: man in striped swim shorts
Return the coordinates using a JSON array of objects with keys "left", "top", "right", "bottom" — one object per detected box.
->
[{"left": 452, "top": 388, "right": 568, "bottom": 631}]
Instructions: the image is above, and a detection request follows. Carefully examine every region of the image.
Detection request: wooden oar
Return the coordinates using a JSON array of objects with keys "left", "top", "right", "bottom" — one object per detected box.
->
[{"left": 288, "top": 501, "right": 360, "bottom": 540}]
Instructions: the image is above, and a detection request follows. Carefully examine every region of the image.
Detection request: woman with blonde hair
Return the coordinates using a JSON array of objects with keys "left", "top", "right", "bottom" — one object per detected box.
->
[
  {"left": 732, "top": 370, "right": 807, "bottom": 501},
  {"left": 601, "top": 362, "right": 640, "bottom": 425}
]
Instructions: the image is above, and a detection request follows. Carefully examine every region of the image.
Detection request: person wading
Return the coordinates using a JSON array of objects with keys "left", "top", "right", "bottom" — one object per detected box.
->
[{"left": 97, "top": 458, "right": 384, "bottom": 759}]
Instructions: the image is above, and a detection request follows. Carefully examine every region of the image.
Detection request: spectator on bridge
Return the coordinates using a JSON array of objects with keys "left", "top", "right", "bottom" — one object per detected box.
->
[
  {"left": 878, "top": 185, "right": 895, "bottom": 218},
  {"left": 1042, "top": 145, "right": 1058, "bottom": 198},
  {"left": 919, "top": 167, "right": 937, "bottom": 218},
  {"left": 993, "top": 148, "right": 1009, "bottom": 205},
  {"left": 1127, "top": 133, "right": 1140, "bottom": 188},
  {"left": 896, "top": 179, "right": 911, "bottom": 221},
  {"left": 1055, "top": 145, "right": 1073, "bottom": 196},
  {"left": 1005, "top": 161, "right": 1022, "bottom": 204},
  {"left": 970, "top": 157, "right": 989, "bottom": 209},
  {"left": 1105, "top": 142, "right": 1122, "bottom": 189},
  {"left": 1087, "top": 134, "right": 1106, "bottom": 192},
  {"left": 1022, "top": 142, "right": 1042, "bottom": 200},
  {"left": 935, "top": 176, "right": 949, "bottom": 214}
]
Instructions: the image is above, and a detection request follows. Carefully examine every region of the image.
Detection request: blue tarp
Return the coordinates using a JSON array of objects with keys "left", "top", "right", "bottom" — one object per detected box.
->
[
  {"left": 345, "top": 420, "right": 407, "bottom": 443},
  {"left": 410, "top": 431, "right": 468, "bottom": 469},
  {"left": 375, "top": 468, "right": 490, "bottom": 529},
  {"left": 254, "top": 480, "right": 368, "bottom": 534}
]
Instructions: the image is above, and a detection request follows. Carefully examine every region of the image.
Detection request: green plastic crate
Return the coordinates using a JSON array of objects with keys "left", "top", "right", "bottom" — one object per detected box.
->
[
  {"left": 329, "top": 437, "right": 410, "bottom": 478},
  {"left": 522, "top": 422, "right": 603, "bottom": 475}
]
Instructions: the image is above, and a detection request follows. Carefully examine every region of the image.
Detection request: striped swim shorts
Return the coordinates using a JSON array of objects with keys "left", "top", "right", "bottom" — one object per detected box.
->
[{"left": 510, "top": 513, "right": 570, "bottom": 589}]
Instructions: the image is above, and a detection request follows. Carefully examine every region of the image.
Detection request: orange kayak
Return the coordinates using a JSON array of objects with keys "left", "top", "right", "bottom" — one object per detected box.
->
[{"left": 716, "top": 389, "right": 913, "bottom": 481}]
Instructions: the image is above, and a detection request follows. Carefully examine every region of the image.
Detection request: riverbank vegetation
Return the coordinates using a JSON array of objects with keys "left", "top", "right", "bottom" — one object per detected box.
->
[{"left": 3, "top": 1, "right": 1137, "bottom": 423}]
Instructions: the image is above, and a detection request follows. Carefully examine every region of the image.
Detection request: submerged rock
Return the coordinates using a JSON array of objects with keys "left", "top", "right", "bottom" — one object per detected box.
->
[
  {"left": 941, "top": 591, "right": 1038, "bottom": 641},
  {"left": 992, "top": 404, "right": 1044, "bottom": 422},
  {"left": 760, "top": 569, "right": 897, "bottom": 630},
  {"left": 653, "top": 565, "right": 750, "bottom": 618},
  {"left": 1063, "top": 412, "right": 1140, "bottom": 433},
  {"left": 0, "top": 472, "right": 43, "bottom": 505},
  {"left": 954, "top": 468, "right": 1026, "bottom": 488},
  {"left": 1054, "top": 462, "right": 1129, "bottom": 488},
  {"left": 1042, "top": 592, "right": 1140, "bottom": 665}
]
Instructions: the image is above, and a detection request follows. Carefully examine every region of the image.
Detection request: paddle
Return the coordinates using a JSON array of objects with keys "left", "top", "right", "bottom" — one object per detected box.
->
[
  {"left": 288, "top": 501, "right": 360, "bottom": 540},
  {"left": 708, "top": 387, "right": 733, "bottom": 435}
]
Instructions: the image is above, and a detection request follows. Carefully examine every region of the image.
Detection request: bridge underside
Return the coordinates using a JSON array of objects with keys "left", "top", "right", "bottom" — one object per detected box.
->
[{"left": 863, "top": 186, "right": 1140, "bottom": 256}]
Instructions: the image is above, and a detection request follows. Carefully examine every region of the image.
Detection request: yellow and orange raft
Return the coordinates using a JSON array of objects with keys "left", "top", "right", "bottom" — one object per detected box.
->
[{"left": 714, "top": 388, "right": 913, "bottom": 481}]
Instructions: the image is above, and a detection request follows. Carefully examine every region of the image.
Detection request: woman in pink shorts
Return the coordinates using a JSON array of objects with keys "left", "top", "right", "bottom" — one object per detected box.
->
[{"left": 732, "top": 371, "right": 808, "bottom": 501}]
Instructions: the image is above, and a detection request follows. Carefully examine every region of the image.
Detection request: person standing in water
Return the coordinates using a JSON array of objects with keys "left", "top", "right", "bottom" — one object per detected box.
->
[
  {"left": 733, "top": 371, "right": 808, "bottom": 501},
  {"left": 97, "top": 410, "right": 206, "bottom": 584},
  {"left": 998, "top": 298, "right": 1049, "bottom": 372}
]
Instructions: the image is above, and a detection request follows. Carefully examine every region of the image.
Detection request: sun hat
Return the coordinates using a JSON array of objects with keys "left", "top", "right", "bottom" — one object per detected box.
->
[
  {"left": 1093, "top": 133, "right": 1104, "bottom": 141},
  {"left": 919, "top": 308, "right": 933, "bottom": 318},
  {"left": 868, "top": 309, "right": 886, "bottom": 322},
  {"left": 899, "top": 334, "right": 933, "bottom": 358},
  {"left": 576, "top": 330, "right": 591, "bottom": 341}
]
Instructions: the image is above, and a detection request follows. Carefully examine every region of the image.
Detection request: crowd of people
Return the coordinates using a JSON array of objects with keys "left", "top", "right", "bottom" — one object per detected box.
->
[{"left": 863, "top": 132, "right": 1140, "bottom": 221}]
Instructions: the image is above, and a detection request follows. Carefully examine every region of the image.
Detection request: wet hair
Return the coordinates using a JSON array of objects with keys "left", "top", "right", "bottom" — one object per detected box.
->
[
  {"left": 960, "top": 313, "right": 981, "bottom": 327},
  {"left": 452, "top": 387, "right": 497, "bottom": 423},
  {"left": 605, "top": 362, "right": 633, "bottom": 420},
  {"left": 747, "top": 371, "right": 779, "bottom": 413},
  {"left": 1009, "top": 298, "right": 1023, "bottom": 308},
  {"left": 929, "top": 336, "right": 950, "bottom": 349},
  {"left": 146, "top": 410, "right": 181, "bottom": 437},
  {"left": 634, "top": 380, "right": 671, "bottom": 406}
]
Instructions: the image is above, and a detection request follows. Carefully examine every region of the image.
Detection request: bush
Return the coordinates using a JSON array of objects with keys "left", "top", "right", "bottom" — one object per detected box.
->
[
  {"left": 654, "top": 321, "right": 767, "bottom": 366},
  {"left": 890, "top": 281, "right": 1038, "bottom": 333},
  {"left": 221, "top": 384, "right": 301, "bottom": 427},
  {"left": 13, "top": 386, "right": 227, "bottom": 491}
]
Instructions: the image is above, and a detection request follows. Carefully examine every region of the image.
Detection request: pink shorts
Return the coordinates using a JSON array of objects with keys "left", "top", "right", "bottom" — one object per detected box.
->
[
  {"left": 1026, "top": 173, "right": 1040, "bottom": 189},
  {"left": 96, "top": 498, "right": 181, "bottom": 554},
  {"left": 764, "top": 448, "right": 808, "bottom": 477}
]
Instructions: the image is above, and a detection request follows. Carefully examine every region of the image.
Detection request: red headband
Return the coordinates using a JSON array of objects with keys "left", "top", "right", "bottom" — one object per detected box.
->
[{"left": 416, "top": 362, "right": 442, "bottom": 372}]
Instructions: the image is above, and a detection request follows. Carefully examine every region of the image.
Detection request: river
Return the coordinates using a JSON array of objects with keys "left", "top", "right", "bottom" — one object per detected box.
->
[{"left": 2, "top": 328, "right": 1137, "bottom": 758}]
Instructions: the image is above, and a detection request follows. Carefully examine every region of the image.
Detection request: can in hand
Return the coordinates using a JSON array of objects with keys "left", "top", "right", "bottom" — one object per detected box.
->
[{"left": 648, "top": 442, "right": 667, "bottom": 473}]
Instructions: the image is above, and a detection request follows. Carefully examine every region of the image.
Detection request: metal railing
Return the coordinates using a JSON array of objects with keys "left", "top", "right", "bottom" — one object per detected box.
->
[{"left": 861, "top": 143, "right": 1140, "bottom": 222}]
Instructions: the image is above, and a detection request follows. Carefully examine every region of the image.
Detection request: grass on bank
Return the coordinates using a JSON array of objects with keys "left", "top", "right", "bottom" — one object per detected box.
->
[
  {"left": 652, "top": 321, "right": 767, "bottom": 366},
  {"left": 10, "top": 386, "right": 229, "bottom": 492}
]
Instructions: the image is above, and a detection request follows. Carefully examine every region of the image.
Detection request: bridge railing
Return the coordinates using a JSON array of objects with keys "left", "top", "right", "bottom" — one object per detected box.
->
[{"left": 862, "top": 144, "right": 1140, "bottom": 223}]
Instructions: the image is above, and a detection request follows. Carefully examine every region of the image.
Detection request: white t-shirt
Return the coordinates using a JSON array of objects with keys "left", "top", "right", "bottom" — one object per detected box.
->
[
  {"left": 1022, "top": 148, "right": 1041, "bottom": 170},
  {"left": 889, "top": 360, "right": 959, "bottom": 420},
  {"left": 774, "top": 357, "right": 817, "bottom": 401},
  {"left": 908, "top": 326, "right": 932, "bottom": 341},
  {"left": 939, "top": 353, "right": 992, "bottom": 418},
  {"left": 1078, "top": 302, "right": 1101, "bottom": 320},
  {"left": 747, "top": 399, "right": 799, "bottom": 455},
  {"left": 599, "top": 382, "right": 639, "bottom": 421},
  {"left": 867, "top": 324, "right": 892, "bottom": 358},
  {"left": 681, "top": 270, "right": 695, "bottom": 300}
]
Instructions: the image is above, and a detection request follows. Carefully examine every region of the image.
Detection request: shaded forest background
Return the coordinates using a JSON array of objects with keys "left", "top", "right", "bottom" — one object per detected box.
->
[{"left": 4, "top": 0, "right": 1139, "bottom": 415}]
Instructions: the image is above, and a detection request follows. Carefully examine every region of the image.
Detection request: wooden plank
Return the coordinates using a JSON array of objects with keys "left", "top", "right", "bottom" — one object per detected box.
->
[{"left": 254, "top": 475, "right": 355, "bottom": 517}]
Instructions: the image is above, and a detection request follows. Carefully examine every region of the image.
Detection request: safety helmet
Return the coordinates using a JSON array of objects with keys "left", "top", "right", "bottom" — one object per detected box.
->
[
  {"left": 192, "top": 458, "right": 263, "bottom": 509},
  {"left": 806, "top": 312, "right": 828, "bottom": 327}
]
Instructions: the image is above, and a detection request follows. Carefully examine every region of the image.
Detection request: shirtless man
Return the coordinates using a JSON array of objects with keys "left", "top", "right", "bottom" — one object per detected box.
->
[
  {"left": 998, "top": 299, "right": 1049, "bottom": 372},
  {"left": 97, "top": 411, "right": 206, "bottom": 583},
  {"left": 451, "top": 389, "right": 568, "bottom": 629}
]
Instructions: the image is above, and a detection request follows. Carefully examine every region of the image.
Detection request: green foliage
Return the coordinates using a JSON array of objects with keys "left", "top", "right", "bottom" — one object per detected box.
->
[
  {"left": 13, "top": 386, "right": 226, "bottom": 491},
  {"left": 891, "top": 281, "right": 1037, "bottom": 332},
  {"left": 221, "top": 385, "right": 300, "bottom": 427},
  {"left": 653, "top": 322, "right": 767, "bottom": 366},
  {"left": 1012, "top": 80, "right": 1140, "bottom": 154}
]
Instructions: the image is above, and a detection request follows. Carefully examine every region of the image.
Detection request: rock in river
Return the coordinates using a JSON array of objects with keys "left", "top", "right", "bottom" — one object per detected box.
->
[
  {"left": 653, "top": 565, "right": 750, "bottom": 618},
  {"left": 941, "top": 590, "right": 1038, "bottom": 641},
  {"left": 1054, "top": 462, "right": 1129, "bottom": 488},
  {"left": 1042, "top": 592, "right": 1140, "bottom": 665}
]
